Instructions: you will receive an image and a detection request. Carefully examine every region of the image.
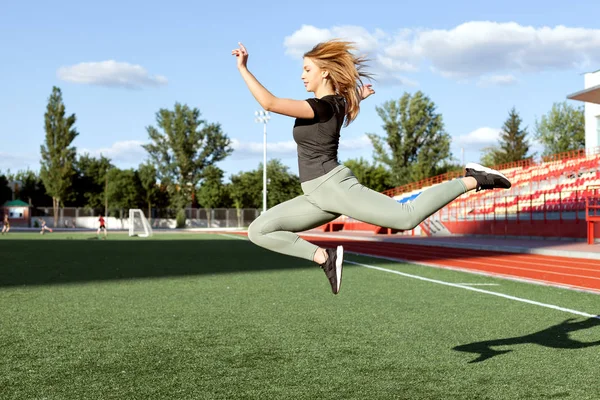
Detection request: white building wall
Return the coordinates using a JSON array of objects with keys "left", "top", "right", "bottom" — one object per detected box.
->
[{"left": 584, "top": 70, "right": 600, "bottom": 152}]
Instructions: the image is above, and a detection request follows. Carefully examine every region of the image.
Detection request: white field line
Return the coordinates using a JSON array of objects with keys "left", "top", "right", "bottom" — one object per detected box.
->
[
  {"left": 217, "top": 233, "right": 248, "bottom": 241},
  {"left": 347, "top": 259, "right": 600, "bottom": 320},
  {"left": 456, "top": 283, "right": 500, "bottom": 286}
]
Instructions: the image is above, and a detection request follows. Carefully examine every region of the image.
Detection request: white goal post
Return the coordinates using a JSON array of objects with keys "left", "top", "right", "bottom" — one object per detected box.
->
[{"left": 128, "top": 209, "right": 153, "bottom": 238}]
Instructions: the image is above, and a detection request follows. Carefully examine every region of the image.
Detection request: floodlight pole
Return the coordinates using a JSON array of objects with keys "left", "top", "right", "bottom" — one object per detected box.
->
[
  {"left": 104, "top": 171, "right": 108, "bottom": 217},
  {"left": 255, "top": 110, "right": 270, "bottom": 213}
]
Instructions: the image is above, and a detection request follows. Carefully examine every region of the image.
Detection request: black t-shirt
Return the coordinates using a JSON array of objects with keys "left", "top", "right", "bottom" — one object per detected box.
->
[{"left": 293, "top": 95, "right": 345, "bottom": 182}]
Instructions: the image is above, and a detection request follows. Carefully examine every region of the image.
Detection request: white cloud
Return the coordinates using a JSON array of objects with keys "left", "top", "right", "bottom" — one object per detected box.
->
[
  {"left": 415, "top": 22, "right": 600, "bottom": 79},
  {"left": 339, "top": 134, "right": 373, "bottom": 150},
  {"left": 455, "top": 127, "right": 502, "bottom": 150},
  {"left": 284, "top": 25, "right": 333, "bottom": 58},
  {"left": 230, "top": 134, "right": 373, "bottom": 160},
  {"left": 284, "top": 25, "right": 382, "bottom": 58},
  {"left": 79, "top": 140, "right": 147, "bottom": 166},
  {"left": 478, "top": 74, "right": 518, "bottom": 87},
  {"left": 57, "top": 61, "right": 168, "bottom": 89},
  {"left": 230, "top": 138, "right": 297, "bottom": 160},
  {"left": 284, "top": 22, "right": 600, "bottom": 85},
  {"left": 0, "top": 152, "right": 39, "bottom": 174}
]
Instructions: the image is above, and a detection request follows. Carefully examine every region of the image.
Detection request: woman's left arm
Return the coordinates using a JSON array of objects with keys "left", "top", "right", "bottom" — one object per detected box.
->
[{"left": 359, "top": 84, "right": 375, "bottom": 101}]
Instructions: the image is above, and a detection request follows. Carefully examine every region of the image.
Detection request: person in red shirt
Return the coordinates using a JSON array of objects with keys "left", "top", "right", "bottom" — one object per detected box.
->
[{"left": 97, "top": 214, "right": 107, "bottom": 239}]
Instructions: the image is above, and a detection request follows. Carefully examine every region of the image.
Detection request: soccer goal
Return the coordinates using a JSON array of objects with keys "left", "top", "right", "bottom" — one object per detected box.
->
[{"left": 129, "top": 209, "right": 153, "bottom": 238}]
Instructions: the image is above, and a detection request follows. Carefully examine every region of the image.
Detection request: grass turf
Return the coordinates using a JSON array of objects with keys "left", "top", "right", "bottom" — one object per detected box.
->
[{"left": 1, "top": 232, "right": 599, "bottom": 399}]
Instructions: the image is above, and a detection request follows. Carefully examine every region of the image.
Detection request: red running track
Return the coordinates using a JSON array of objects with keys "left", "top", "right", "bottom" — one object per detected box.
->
[
  {"left": 300, "top": 235, "right": 600, "bottom": 294},
  {"left": 228, "top": 231, "right": 600, "bottom": 293}
]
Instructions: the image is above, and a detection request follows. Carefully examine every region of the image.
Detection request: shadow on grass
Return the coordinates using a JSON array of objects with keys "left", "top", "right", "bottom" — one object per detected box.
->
[
  {"left": 0, "top": 232, "right": 520, "bottom": 288},
  {"left": 0, "top": 238, "right": 321, "bottom": 287},
  {"left": 1, "top": 232, "right": 593, "bottom": 288},
  {"left": 453, "top": 316, "right": 600, "bottom": 363},
  {"left": 6, "top": 230, "right": 587, "bottom": 277}
]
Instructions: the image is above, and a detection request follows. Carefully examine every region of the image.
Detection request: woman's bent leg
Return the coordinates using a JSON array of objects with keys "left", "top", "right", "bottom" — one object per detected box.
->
[{"left": 247, "top": 195, "right": 340, "bottom": 261}]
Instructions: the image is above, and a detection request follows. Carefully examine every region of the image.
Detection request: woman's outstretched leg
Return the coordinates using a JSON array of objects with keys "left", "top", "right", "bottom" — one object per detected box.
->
[
  {"left": 308, "top": 163, "right": 510, "bottom": 231},
  {"left": 301, "top": 163, "right": 511, "bottom": 272}
]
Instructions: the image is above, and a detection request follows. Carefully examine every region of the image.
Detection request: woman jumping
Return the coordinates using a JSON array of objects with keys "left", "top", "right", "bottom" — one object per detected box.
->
[{"left": 232, "top": 40, "right": 511, "bottom": 295}]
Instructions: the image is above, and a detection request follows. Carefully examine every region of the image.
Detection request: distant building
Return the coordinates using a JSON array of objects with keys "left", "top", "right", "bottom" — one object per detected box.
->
[
  {"left": 567, "top": 69, "right": 600, "bottom": 151},
  {"left": 1, "top": 199, "right": 32, "bottom": 227}
]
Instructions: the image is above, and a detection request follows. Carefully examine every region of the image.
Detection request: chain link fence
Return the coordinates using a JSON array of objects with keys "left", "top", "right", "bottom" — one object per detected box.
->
[{"left": 31, "top": 207, "right": 261, "bottom": 229}]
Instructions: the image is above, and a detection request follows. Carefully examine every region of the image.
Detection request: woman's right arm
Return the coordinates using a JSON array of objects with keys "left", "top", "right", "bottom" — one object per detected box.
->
[{"left": 233, "top": 43, "right": 315, "bottom": 119}]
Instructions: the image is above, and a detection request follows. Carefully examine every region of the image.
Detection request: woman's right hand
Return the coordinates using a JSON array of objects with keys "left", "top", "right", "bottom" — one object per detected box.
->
[{"left": 231, "top": 42, "right": 249, "bottom": 70}]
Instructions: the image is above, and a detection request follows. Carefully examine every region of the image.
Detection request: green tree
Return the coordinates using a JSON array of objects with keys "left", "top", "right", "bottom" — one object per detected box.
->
[
  {"left": 343, "top": 157, "right": 393, "bottom": 192},
  {"left": 71, "top": 154, "right": 113, "bottom": 209},
  {"left": 0, "top": 175, "right": 12, "bottom": 205},
  {"left": 263, "top": 160, "right": 302, "bottom": 208},
  {"left": 482, "top": 107, "right": 533, "bottom": 166},
  {"left": 228, "top": 171, "right": 261, "bottom": 209},
  {"left": 534, "top": 101, "right": 585, "bottom": 156},
  {"left": 225, "top": 191, "right": 246, "bottom": 228},
  {"left": 479, "top": 146, "right": 502, "bottom": 167},
  {"left": 197, "top": 165, "right": 228, "bottom": 227},
  {"left": 143, "top": 103, "right": 233, "bottom": 223},
  {"left": 146, "top": 183, "right": 171, "bottom": 220},
  {"left": 106, "top": 168, "right": 143, "bottom": 212},
  {"left": 13, "top": 170, "right": 52, "bottom": 206},
  {"left": 499, "top": 107, "right": 533, "bottom": 163},
  {"left": 138, "top": 162, "right": 159, "bottom": 221},
  {"left": 433, "top": 160, "right": 464, "bottom": 176},
  {"left": 228, "top": 159, "right": 302, "bottom": 209},
  {"left": 367, "top": 91, "right": 453, "bottom": 186},
  {"left": 39, "top": 86, "right": 79, "bottom": 227},
  {"left": 154, "top": 184, "right": 171, "bottom": 214}
]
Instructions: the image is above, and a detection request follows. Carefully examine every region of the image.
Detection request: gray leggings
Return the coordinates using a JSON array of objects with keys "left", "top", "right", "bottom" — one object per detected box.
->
[{"left": 248, "top": 165, "right": 467, "bottom": 261}]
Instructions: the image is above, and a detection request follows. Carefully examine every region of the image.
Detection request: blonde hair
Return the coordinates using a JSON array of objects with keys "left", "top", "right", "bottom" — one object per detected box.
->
[{"left": 304, "top": 39, "right": 372, "bottom": 126}]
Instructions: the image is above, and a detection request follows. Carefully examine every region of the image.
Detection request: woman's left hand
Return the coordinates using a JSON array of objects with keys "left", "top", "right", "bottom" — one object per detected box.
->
[
  {"left": 360, "top": 84, "right": 375, "bottom": 99},
  {"left": 231, "top": 42, "right": 249, "bottom": 70}
]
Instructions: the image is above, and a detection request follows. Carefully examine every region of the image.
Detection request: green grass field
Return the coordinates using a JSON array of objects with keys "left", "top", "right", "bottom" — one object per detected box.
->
[{"left": 1, "top": 232, "right": 599, "bottom": 399}]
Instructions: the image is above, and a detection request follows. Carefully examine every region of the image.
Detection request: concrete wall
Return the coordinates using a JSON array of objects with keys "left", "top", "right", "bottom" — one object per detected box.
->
[
  {"left": 34, "top": 216, "right": 239, "bottom": 230},
  {"left": 584, "top": 70, "right": 600, "bottom": 151}
]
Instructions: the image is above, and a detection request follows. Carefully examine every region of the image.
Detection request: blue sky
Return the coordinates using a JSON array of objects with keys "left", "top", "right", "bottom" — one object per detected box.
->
[{"left": 1, "top": 0, "right": 599, "bottom": 182}]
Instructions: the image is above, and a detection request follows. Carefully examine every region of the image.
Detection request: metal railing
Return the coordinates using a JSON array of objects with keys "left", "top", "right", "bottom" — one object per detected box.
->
[{"left": 32, "top": 207, "right": 261, "bottom": 229}]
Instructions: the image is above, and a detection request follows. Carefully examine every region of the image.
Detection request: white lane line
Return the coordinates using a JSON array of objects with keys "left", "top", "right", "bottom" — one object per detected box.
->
[
  {"left": 346, "top": 251, "right": 600, "bottom": 295},
  {"left": 456, "top": 283, "right": 500, "bottom": 286},
  {"left": 217, "top": 233, "right": 248, "bottom": 240},
  {"left": 347, "top": 260, "right": 600, "bottom": 320}
]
